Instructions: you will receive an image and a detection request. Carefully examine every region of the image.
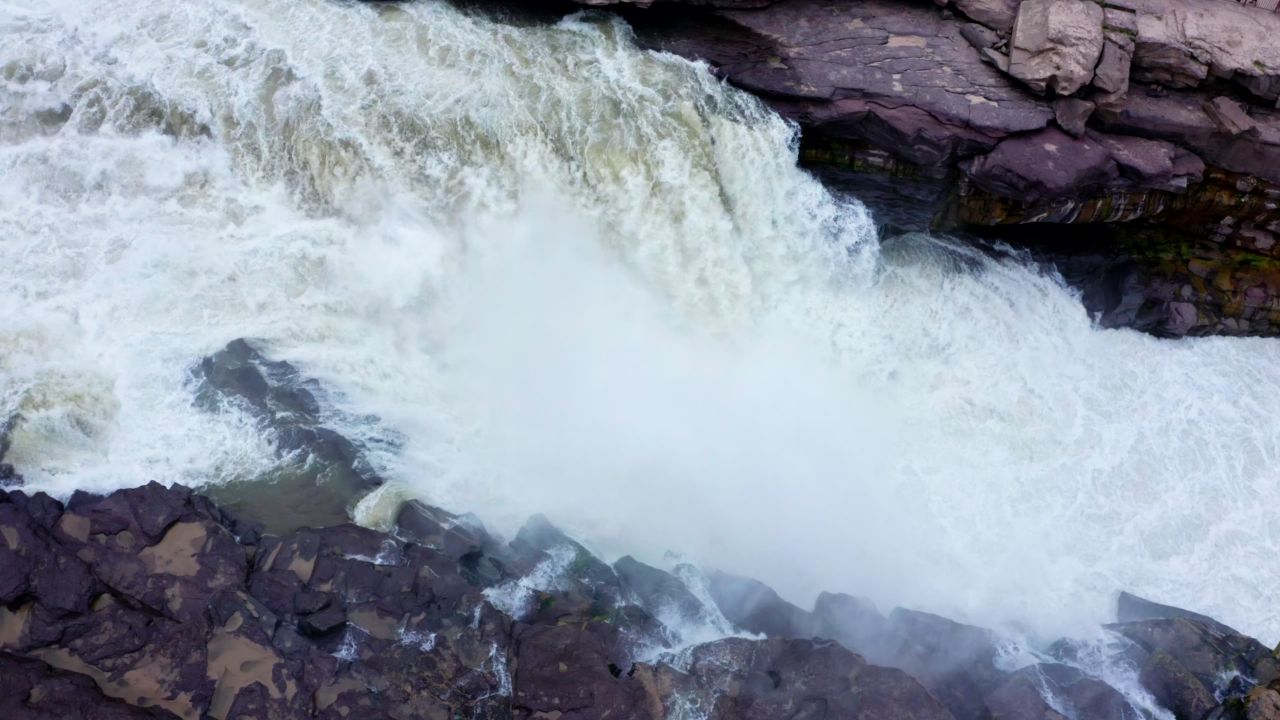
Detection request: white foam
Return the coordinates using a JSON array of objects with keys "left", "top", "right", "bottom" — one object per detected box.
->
[{"left": 3, "top": 0, "right": 1280, "bottom": 647}]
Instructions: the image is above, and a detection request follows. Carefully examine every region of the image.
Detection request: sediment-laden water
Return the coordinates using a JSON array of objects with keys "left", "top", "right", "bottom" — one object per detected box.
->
[{"left": 3, "top": 0, "right": 1280, "bottom": 647}]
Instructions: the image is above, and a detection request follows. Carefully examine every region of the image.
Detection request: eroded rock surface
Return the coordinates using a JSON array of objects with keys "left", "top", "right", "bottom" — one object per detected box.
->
[{"left": 0, "top": 481, "right": 958, "bottom": 719}]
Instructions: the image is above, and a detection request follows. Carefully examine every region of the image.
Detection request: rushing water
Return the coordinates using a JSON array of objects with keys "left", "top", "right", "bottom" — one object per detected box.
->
[{"left": 3, "top": 0, "right": 1280, "bottom": 645}]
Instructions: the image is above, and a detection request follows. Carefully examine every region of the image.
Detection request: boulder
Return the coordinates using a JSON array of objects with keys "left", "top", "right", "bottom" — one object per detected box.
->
[
  {"left": 1054, "top": 96, "right": 1095, "bottom": 136},
  {"left": 1129, "top": 0, "right": 1280, "bottom": 100},
  {"left": 1092, "top": 40, "right": 1133, "bottom": 107},
  {"left": 954, "top": 0, "right": 1022, "bottom": 34},
  {"left": 705, "top": 569, "right": 815, "bottom": 638},
  {"left": 613, "top": 555, "right": 708, "bottom": 626},
  {"left": 636, "top": 636, "right": 956, "bottom": 720},
  {"left": 1007, "top": 0, "right": 1105, "bottom": 95},
  {"left": 1205, "top": 687, "right": 1280, "bottom": 720},
  {"left": 877, "top": 608, "right": 1010, "bottom": 720},
  {"left": 984, "top": 663, "right": 1141, "bottom": 720}
]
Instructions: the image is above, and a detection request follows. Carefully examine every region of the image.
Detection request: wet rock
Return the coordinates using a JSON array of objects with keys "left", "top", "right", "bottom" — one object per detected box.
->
[
  {"left": 706, "top": 569, "right": 815, "bottom": 638},
  {"left": 396, "top": 498, "right": 493, "bottom": 560},
  {"left": 878, "top": 608, "right": 1010, "bottom": 720},
  {"left": 613, "top": 555, "right": 706, "bottom": 625},
  {"left": 1008, "top": 0, "right": 1105, "bottom": 95},
  {"left": 810, "top": 590, "right": 889, "bottom": 656},
  {"left": 512, "top": 619, "right": 646, "bottom": 717},
  {"left": 190, "top": 339, "right": 392, "bottom": 532},
  {"left": 1117, "top": 590, "right": 1244, "bottom": 636},
  {"left": 1108, "top": 592, "right": 1278, "bottom": 719},
  {"left": 636, "top": 0, "right": 1053, "bottom": 166},
  {"left": 1139, "top": 648, "right": 1220, "bottom": 720},
  {"left": 985, "top": 663, "right": 1141, "bottom": 720},
  {"left": 638, "top": 636, "right": 955, "bottom": 720},
  {"left": 1206, "top": 687, "right": 1280, "bottom": 720},
  {"left": 0, "top": 652, "right": 180, "bottom": 719}
]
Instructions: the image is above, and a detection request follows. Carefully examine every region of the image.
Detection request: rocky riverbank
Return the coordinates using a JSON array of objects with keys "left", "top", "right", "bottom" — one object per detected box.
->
[
  {"left": 476, "top": 0, "right": 1280, "bottom": 337},
  {"left": 0, "top": 342, "right": 1275, "bottom": 720}
]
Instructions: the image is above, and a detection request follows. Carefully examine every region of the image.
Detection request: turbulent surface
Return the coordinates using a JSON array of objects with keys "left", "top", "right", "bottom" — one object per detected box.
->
[{"left": 2, "top": 0, "right": 1280, "bottom": 646}]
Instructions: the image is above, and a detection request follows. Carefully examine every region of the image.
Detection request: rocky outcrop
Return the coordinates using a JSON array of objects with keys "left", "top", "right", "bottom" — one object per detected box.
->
[
  {"left": 1007, "top": 0, "right": 1105, "bottom": 95},
  {"left": 565, "top": 0, "right": 1280, "bottom": 336},
  {"left": 702, "top": 567, "right": 1280, "bottom": 720},
  {"left": 189, "top": 339, "right": 396, "bottom": 532},
  {"left": 0, "top": 479, "right": 961, "bottom": 719}
]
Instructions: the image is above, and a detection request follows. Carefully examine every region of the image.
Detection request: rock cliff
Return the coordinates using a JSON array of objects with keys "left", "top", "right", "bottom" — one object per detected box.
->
[{"left": 545, "top": 0, "right": 1280, "bottom": 336}]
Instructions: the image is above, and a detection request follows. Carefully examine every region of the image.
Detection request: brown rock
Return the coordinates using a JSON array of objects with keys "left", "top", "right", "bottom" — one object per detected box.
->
[{"left": 1205, "top": 687, "right": 1280, "bottom": 720}]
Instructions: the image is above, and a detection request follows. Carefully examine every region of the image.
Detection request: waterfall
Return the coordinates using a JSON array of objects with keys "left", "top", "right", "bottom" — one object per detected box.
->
[{"left": 3, "top": 0, "right": 1280, "bottom": 643}]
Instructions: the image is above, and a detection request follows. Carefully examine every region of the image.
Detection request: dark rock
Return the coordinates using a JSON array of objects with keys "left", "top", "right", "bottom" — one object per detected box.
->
[
  {"left": 613, "top": 555, "right": 706, "bottom": 624},
  {"left": 299, "top": 605, "right": 347, "bottom": 637},
  {"left": 985, "top": 663, "right": 1141, "bottom": 720},
  {"left": 1117, "top": 590, "right": 1244, "bottom": 636},
  {"left": 395, "top": 498, "right": 491, "bottom": 560},
  {"left": 638, "top": 636, "right": 956, "bottom": 720},
  {"left": 963, "top": 127, "right": 1203, "bottom": 200},
  {"left": 1140, "top": 648, "right": 1220, "bottom": 720},
  {"left": 1107, "top": 594, "right": 1277, "bottom": 719},
  {"left": 878, "top": 608, "right": 1010, "bottom": 720},
  {"left": 11, "top": 480, "right": 1271, "bottom": 720},
  {"left": 189, "top": 339, "right": 394, "bottom": 532},
  {"left": 706, "top": 569, "right": 815, "bottom": 638},
  {"left": 809, "top": 590, "right": 888, "bottom": 650},
  {"left": 1205, "top": 687, "right": 1280, "bottom": 720},
  {"left": 0, "top": 652, "right": 180, "bottom": 719}
]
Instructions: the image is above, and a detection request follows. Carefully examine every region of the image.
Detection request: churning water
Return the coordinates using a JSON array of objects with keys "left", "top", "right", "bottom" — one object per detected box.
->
[{"left": 3, "top": 0, "right": 1280, "bottom": 645}]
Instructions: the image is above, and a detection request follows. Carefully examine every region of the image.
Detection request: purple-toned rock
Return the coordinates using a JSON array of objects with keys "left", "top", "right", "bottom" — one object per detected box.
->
[
  {"left": 985, "top": 663, "right": 1142, "bottom": 720},
  {"left": 964, "top": 127, "right": 1204, "bottom": 199},
  {"left": 638, "top": 636, "right": 956, "bottom": 720},
  {"left": 639, "top": 0, "right": 1053, "bottom": 165},
  {"left": 1054, "top": 97, "right": 1096, "bottom": 137},
  {"left": 0, "top": 652, "right": 180, "bottom": 720}
]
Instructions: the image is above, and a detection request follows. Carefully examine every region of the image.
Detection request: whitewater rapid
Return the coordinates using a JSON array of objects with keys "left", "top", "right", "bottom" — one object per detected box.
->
[{"left": 3, "top": 0, "right": 1280, "bottom": 645}]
